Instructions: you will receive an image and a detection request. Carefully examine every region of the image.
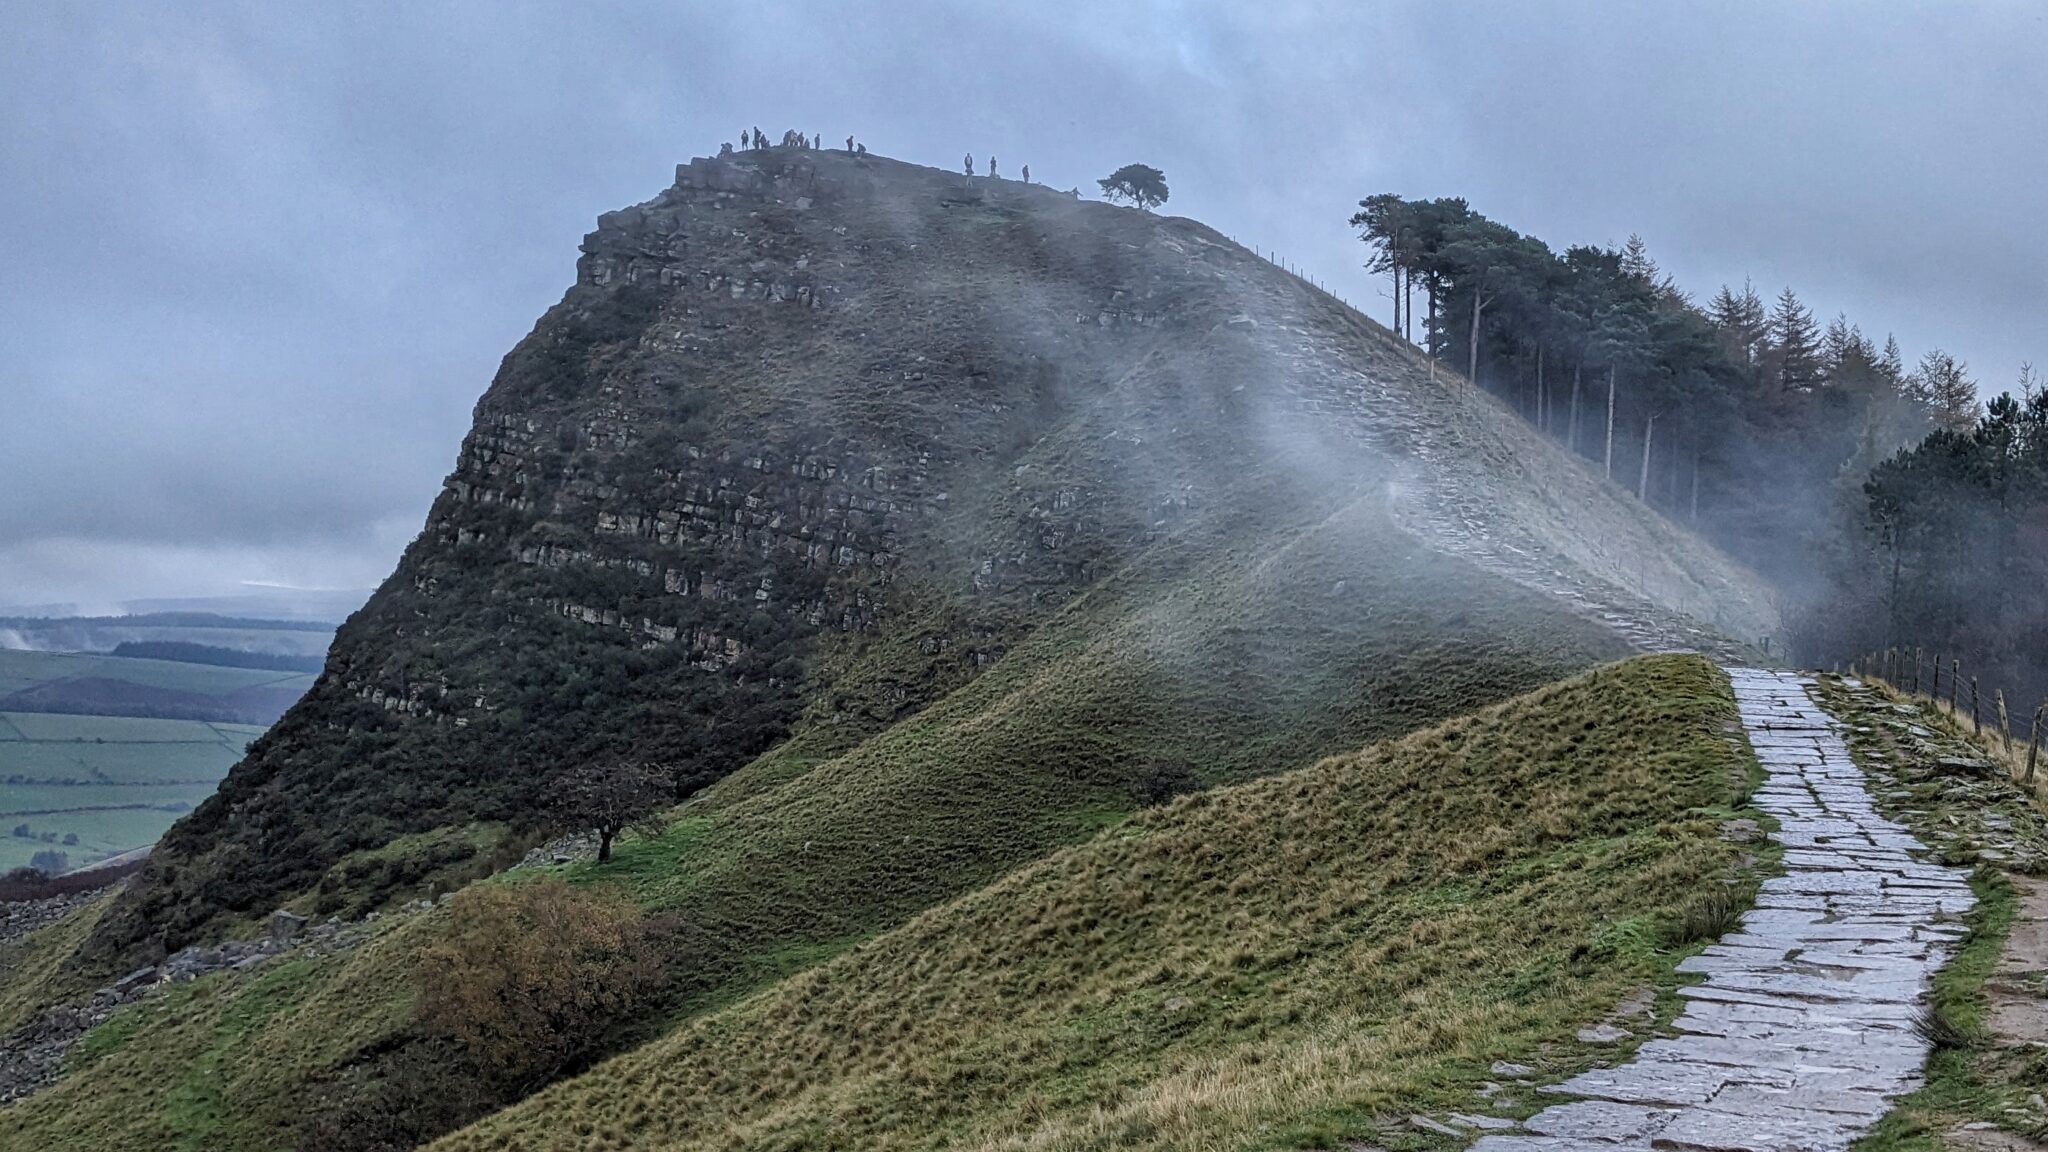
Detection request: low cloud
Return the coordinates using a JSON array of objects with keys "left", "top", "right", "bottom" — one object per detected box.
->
[{"left": 4, "top": 1, "right": 2042, "bottom": 606}]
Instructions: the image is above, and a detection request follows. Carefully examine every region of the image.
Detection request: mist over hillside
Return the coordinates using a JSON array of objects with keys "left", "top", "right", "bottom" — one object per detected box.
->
[{"left": 6, "top": 7, "right": 2048, "bottom": 1150}]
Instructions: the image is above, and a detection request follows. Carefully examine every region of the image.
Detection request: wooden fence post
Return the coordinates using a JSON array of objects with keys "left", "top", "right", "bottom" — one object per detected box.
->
[
  {"left": 1912, "top": 648, "right": 1923, "bottom": 694},
  {"left": 1970, "top": 677, "right": 1980, "bottom": 734},
  {"left": 2029, "top": 703, "right": 2045, "bottom": 786},
  {"left": 1931, "top": 655, "right": 1941, "bottom": 701},
  {"left": 1998, "top": 689, "right": 2012, "bottom": 752},
  {"left": 1950, "top": 659, "right": 1960, "bottom": 713}
]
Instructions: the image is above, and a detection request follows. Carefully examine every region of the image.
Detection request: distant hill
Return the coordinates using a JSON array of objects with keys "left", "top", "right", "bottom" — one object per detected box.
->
[
  {"left": 106, "top": 642, "right": 326, "bottom": 674},
  {"left": 0, "top": 648, "right": 316, "bottom": 726},
  {"left": 0, "top": 612, "right": 337, "bottom": 659}
]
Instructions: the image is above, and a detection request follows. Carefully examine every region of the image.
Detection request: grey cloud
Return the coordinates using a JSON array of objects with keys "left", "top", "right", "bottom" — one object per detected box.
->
[{"left": 4, "top": 0, "right": 2042, "bottom": 607}]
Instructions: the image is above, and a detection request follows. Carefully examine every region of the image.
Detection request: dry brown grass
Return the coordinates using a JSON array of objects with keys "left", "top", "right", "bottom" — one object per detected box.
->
[{"left": 433, "top": 654, "right": 1757, "bottom": 1152}]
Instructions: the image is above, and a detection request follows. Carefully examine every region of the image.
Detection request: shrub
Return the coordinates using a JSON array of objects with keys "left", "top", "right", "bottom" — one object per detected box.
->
[
  {"left": 1131, "top": 758, "right": 1201, "bottom": 806},
  {"left": 415, "top": 880, "right": 662, "bottom": 1084}
]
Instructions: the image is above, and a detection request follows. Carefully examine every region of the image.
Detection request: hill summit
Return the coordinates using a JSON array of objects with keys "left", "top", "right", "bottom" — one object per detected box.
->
[{"left": 91, "top": 145, "right": 1774, "bottom": 963}]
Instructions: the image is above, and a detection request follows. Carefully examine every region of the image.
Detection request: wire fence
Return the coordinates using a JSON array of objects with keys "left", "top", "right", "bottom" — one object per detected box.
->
[
  {"left": 1223, "top": 236, "right": 1449, "bottom": 375},
  {"left": 1851, "top": 646, "right": 2046, "bottom": 790}
]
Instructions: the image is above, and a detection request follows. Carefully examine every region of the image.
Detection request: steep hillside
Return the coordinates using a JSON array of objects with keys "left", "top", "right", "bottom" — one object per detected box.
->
[
  {"left": 87, "top": 147, "right": 1771, "bottom": 965},
  {"left": 429, "top": 655, "right": 1758, "bottom": 1151},
  {"left": 0, "top": 656, "right": 1759, "bottom": 1151}
]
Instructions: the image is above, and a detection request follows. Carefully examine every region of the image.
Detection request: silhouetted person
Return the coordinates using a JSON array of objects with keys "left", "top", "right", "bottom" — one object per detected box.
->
[
  {"left": 989, "top": 156, "right": 998, "bottom": 178},
  {"left": 855, "top": 142, "right": 867, "bottom": 155},
  {"left": 720, "top": 141, "right": 733, "bottom": 156},
  {"left": 846, "top": 135, "right": 854, "bottom": 152},
  {"left": 964, "top": 153, "right": 974, "bottom": 176},
  {"left": 812, "top": 133, "right": 821, "bottom": 149},
  {"left": 1021, "top": 164, "right": 1029, "bottom": 184}
]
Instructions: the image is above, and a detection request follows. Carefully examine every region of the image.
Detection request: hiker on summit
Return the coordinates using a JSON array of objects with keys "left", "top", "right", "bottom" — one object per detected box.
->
[
  {"left": 964, "top": 153, "right": 974, "bottom": 176},
  {"left": 989, "top": 156, "right": 998, "bottom": 178},
  {"left": 1021, "top": 164, "right": 1029, "bottom": 184},
  {"left": 846, "top": 135, "right": 854, "bottom": 152}
]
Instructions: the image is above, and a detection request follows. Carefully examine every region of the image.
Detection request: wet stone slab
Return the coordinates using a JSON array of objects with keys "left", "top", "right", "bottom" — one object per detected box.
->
[{"left": 1472, "top": 669, "right": 1972, "bottom": 1152}]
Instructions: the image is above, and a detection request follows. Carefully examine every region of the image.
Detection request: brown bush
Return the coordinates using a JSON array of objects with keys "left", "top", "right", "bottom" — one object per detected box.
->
[{"left": 414, "top": 880, "right": 662, "bottom": 1084}]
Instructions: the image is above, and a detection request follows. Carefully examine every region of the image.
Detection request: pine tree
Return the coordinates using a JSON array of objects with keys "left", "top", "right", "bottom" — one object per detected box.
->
[
  {"left": 1768, "top": 287, "right": 1822, "bottom": 390},
  {"left": 1708, "top": 278, "right": 1766, "bottom": 369},
  {"left": 1822, "top": 313, "right": 1857, "bottom": 381},
  {"left": 1905, "top": 350, "right": 1982, "bottom": 432},
  {"left": 1879, "top": 334, "right": 1906, "bottom": 385},
  {"left": 1620, "top": 234, "right": 1657, "bottom": 283}
]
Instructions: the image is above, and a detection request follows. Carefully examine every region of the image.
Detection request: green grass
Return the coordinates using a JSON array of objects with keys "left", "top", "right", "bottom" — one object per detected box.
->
[
  {"left": 1810, "top": 674, "right": 2048, "bottom": 1149},
  {"left": 0, "top": 891, "right": 109, "bottom": 1033},
  {"left": 0, "top": 735, "right": 249, "bottom": 783},
  {"left": 568, "top": 492, "right": 1628, "bottom": 1018},
  {"left": 0, "top": 655, "right": 1745, "bottom": 1152},
  {"left": 0, "top": 781, "right": 219, "bottom": 815},
  {"left": 0, "top": 710, "right": 256, "bottom": 870},
  {"left": 0, "top": 712, "right": 258, "bottom": 743},
  {"left": 435, "top": 654, "right": 1756, "bottom": 1152},
  {"left": 0, "top": 918, "right": 425, "bottom": 1152},
  {"left": 0, "top": 809, "right": 198, "bottom": 871}
]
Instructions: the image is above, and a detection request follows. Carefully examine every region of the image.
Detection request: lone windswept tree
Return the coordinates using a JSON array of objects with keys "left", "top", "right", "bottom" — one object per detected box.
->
[
  {"left": 550, "top": 759, "right": 674, "bottom": 862},
  {"left": 1098, "top": 163, "right": 1169, "bottom": 210}
]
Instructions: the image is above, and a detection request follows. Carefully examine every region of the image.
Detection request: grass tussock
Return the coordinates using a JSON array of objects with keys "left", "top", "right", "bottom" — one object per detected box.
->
[
  {"left": 1668, "top": 884, "right": 1751, "bottom": 948},
  {"left": 1912, "top": 1003, "right": 1983, "bottom": 1052},
  {"left": 432, "top": 654, "right": 1753, "bottom": 1152}
]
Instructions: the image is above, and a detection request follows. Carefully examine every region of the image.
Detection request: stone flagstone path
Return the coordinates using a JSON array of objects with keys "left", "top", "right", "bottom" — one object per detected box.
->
[{"left": 1472, "top": 668, "right": 1976, "bottom": 1151}]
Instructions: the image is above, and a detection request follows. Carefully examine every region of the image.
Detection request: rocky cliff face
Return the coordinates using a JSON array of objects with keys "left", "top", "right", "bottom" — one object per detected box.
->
[{"left": 89, "top": 147, "right": 1775, "bottom": 961}]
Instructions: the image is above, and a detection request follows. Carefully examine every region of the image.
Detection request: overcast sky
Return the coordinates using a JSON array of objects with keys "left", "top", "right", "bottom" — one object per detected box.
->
[{"left": 5, "top": 1, "right": 2044, "bottom": 614}]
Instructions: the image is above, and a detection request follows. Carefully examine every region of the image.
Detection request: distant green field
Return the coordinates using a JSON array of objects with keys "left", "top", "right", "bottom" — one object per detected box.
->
[
  {"left": 0, "top": 710, "right": 253, "bottom": 872},
  {"left": 0, "top": 648, "right": 314, "bottom": 698}
]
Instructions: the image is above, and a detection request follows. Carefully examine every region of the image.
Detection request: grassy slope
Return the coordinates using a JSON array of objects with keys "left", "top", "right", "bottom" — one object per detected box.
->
[
  {"left": 0, "top": 498, "right": 1633, "bottom": 1151},
  {"left": 571, "top": 492, "right": 1629, "bottom": 1012},
  {"left": 0, "top": 921, "right": 427, "bottom": 1152},
  {"left": 435, "top": 654, "right": 1754, "bottom": 1152}
]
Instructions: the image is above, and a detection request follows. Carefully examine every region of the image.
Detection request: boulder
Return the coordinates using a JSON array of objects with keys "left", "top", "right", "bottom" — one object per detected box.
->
[{"left": 269, "top": 908, "right": 309, "bottom": 943}]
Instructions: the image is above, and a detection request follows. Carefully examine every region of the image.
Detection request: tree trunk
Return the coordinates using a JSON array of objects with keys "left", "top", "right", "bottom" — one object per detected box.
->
[
  {"left": 1427, "top": 282, "right": 1439, "bottom": 378},
  {"left": 1569, "top": 361, "right": 1582, "bottom": 453},
  {"left": 1604, "top": 364, "right": 1617, "bottom": 479},
  {"left": 1468, "top": 286, "right": 1486, "bottom": 385},
  {"left": 1391, "top": 257, "right": 1401, "bottom": 333},
  {"left": 1666, "top": 432, "right": 1681, "bottom": 507},
  {"left": 1404, "top": 271, "right": 1414, "bottom": 342},
  {"left": 1637, "top": 412, "right": 1656, "bottom": 501},
  {"left": 1690, "top": 447, "right": 1700, "bottom": 521}
]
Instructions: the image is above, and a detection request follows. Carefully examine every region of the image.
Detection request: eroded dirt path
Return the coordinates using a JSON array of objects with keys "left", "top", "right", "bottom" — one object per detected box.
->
[{"left": 1471, "top": 669, "right": 1974, "bottom": 1151}]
